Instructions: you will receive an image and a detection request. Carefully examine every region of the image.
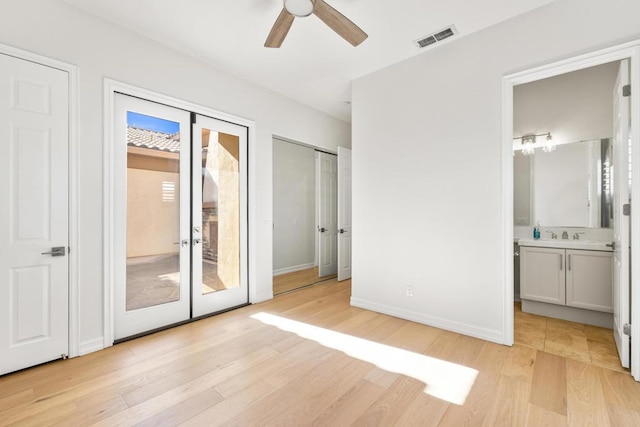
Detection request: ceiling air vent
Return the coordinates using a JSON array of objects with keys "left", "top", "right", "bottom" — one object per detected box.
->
[{"left": 414, "top": 25, "right": 457, "bottom": 49}]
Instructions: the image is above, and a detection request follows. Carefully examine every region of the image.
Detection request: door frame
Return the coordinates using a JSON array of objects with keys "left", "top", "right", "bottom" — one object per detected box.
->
[
  {"left": 0, "top": 43, "right": 81, "bottom": 358},
  {"left": 103, "top": 79, "right": 256, "bottom": 347},
  {"left": 501, "top": 40, "right": 640, "bottom": 380}
]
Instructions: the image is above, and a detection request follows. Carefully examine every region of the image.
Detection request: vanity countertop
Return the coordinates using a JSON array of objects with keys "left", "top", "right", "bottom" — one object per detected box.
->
[{"left": 517, "top": 238, "right": 613, "bottom": 252}]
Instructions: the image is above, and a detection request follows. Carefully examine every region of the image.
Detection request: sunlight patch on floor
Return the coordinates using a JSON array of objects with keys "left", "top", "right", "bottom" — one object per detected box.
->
[{"left": 251, "top": 312, "right": 478, "bottom": 405}]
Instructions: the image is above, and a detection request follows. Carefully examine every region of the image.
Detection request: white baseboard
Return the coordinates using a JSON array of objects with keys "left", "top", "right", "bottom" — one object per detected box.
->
[
  {"left": 350, "top": 297, "right": 505, "bottom": 344},
  {"left": 273, "top": 263, "right": 315, "bottom": 277},
  {"left": 79, "top": 337, "right": 105, "bottom": 356}
]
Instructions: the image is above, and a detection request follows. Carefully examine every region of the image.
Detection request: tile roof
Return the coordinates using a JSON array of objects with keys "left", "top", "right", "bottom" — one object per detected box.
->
[{"left": 127, "top": 126, "right": 181, "bottom": 152}]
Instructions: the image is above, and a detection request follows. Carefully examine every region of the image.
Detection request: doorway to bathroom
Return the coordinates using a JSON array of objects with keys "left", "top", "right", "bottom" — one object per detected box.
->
[{"left": 503, "top": 41, "right": 640, "bottom": 381}]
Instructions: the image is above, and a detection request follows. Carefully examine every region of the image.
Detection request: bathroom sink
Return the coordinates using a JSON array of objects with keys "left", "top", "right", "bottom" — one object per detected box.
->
[{"left": 517, "top": 238, "right": 613, "bottom": 251}]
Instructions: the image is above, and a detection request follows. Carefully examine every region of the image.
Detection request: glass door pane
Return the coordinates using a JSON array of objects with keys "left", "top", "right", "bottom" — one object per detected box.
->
[
  {"left": 192, "top": 115, "right": 248, "bottom": 317},
  {"left": 126, "top": 112, "right": 182, "bottom": 310},
  {"left": 114, "top": 94, "right": 191, "bottom": 340}
]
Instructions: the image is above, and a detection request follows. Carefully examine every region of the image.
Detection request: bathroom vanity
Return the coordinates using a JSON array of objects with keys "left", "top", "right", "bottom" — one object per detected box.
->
[{"left": 518, "top": 238, "right": 613, "bottom": 328}]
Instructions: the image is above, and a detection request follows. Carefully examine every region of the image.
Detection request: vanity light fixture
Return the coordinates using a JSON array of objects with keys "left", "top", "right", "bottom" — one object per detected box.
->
[
  {"left": 521, "top": 134, "right": 536, "bottom": 155},
  {"left": 542, "top": 132, "right": 556, "bottom": 153},
  {"left": 513, "top": 132, "right": 554, "bottom": 155}
]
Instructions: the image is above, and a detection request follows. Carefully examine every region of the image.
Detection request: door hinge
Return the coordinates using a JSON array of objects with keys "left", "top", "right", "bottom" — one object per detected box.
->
[
  {"left": 191, "top": 112, "right": 197, "bottom": 124},
  {"left": 623, "top": 323, "right": 631, "bottom": 336},
  {"left": 623, "top": 203, "right": 631, "bottom": 216},
  {"left": 623, "top": 84, "right": 631, "bottom": 97}
]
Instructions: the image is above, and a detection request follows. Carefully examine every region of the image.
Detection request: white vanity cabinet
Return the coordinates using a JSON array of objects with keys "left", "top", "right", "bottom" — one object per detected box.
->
[{"left": 520, "top": 246, "right": 613, "bottom": 313}]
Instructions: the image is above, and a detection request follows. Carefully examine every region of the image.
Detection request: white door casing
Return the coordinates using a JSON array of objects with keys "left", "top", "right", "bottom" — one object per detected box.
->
[
  {"left": 612, "top": 59, "right": 631, "bottom": 368},
  {"left": 318, "top": 152, "right": 338, "bottom": 277},
  {"left": 192, "top": 114, "right": 249, "bottom": 317},
  {"left": 337, "top": 147, "right": 352, "bottom": 281},
  {"left": 113, "top": 94, "right": 191, "bottom": 340},
  {"left": 0, "top": 53, "right": 69, "bottom": 374}
]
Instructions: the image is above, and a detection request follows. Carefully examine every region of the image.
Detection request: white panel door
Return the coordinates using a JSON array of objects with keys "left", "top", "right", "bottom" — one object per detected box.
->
[
  {"left": 192, "top": 114, "right": 248, "bottom": 317},
  {"left": 337, "top": 147, "right": 352, "bottom": 281},
  {"left": 318, "top": 152, "right": 338, "bottom": 277},
  {"left": 612, "top": 59, "right": 631, "bottom": 368},
  {"left": 0, "top": 54, "right": 69, "bottom": 375},
  {"left": 114, "top": 94, "right": 191, "bottom": 340}
]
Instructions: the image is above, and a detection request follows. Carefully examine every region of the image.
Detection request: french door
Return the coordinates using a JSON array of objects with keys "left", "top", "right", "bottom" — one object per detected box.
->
[
  {"left": 192, "top": 114, "right": 248, "bottom": 317},
  {"left": 114, "top": 94, "right": 248, "bottom": 340}
]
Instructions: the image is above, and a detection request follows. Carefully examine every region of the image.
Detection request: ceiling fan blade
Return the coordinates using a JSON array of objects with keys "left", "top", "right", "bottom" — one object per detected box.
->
[
  {"left": 265, "top": 8, "right": 295, "bottom": 48},
  {"left": 313, "top": 0, "right": 368, "bottom": 46}
]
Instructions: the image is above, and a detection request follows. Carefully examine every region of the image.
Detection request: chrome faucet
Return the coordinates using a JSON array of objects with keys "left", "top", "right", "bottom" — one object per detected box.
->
[
  {"left": 562, "top": 230, "right": 569, "bottom": 240},
  {"left": 546, "top": 231, "right": 558, "bottom": 239},
  {"left": 573, "top": 232, "right": 585, "bottom": 240}
]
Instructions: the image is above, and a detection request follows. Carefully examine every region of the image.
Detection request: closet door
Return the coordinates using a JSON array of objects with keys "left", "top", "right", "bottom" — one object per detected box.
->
[{"left": 318, "top": 152, "right": 338, "bottom": 277}]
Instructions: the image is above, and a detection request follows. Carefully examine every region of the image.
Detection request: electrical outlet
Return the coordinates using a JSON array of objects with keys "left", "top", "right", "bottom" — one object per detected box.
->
[{"left": 405, "top": 286, "right": 414, "bottom": 297}]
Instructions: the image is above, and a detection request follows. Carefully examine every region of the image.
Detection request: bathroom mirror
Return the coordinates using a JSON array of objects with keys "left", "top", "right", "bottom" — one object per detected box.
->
[{"left": 514, "top": 138, "right": 613, "bottom": 228}]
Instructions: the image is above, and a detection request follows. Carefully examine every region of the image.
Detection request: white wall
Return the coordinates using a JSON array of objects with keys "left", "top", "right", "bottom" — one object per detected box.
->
[
  {"left": 351, "top": 0, "right": 640, "bottom": 343},
  {"left": 514, "top": 61, "right": 618, "bottom": 144},
  {"left": 0, "top": 0, "right": 350, "bottom": 350},
  {"left": 273, "top": 139, "right": 316, "bottom": 274}
]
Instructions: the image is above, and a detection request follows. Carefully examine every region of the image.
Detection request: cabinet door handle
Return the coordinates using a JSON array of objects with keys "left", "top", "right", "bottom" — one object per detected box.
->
[
  {"left": 568, "top": 254, "right": 571, "bottom": 271},
  {"left": 559, "top": 254, "right": 563, "bottom": 270}
]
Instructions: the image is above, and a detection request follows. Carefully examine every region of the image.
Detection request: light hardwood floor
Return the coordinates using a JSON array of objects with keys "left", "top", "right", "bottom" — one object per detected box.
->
[
  {"left": 514, "top": 302, "right": 626, "bottom": 373},
  {"left": 1, "top": 279, "right": 640, "bottom": 426},
  {"left": 272, "top": 267, "right": 336, "bottom": 295}
]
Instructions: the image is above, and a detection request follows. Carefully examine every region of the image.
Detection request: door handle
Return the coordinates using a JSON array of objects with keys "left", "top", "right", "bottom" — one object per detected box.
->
[
  {"left": 559, "top": 254, "right": 563, "bottom": 270},
  {"left": 606, "top": 242, "right": 616, "bottom": 250},
  {"left": 319, "top": 227, "right": 326, "bottom": 233},
  {"left": 41, "top": 246, "right": 66, "bottom": 257},
  {"left": 568, "top": 254, "right": 571, "bottom": 271},
  {"left": 339, "top": 229, "right": 346, "bottom": 234},
  {"left": 173, "top": 239, "right": 190, "bottom": 247},
  {"left": 193, "top": 238, "right": 202, "bottom": 246}
]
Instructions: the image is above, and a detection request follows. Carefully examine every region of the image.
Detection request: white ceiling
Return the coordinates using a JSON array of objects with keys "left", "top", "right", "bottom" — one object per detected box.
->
[{"left": 62, "top": 0, "right": 556, "bottom": 122}]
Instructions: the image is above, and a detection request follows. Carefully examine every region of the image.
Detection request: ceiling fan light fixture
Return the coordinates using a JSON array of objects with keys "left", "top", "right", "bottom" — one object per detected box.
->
[{"left": 284, "top": 0, "right": 314, "bottom": 17}]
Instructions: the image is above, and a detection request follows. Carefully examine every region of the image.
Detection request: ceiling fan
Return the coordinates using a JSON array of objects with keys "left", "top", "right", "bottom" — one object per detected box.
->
[{"left": 265, "top": 0, "right": 368, "bottom": 48}]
